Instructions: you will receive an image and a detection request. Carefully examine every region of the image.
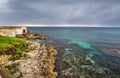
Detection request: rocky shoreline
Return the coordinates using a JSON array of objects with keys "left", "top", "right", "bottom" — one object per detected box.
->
[
  {"left": 0, "top": 33, "right": 57, "bottom": 78},
  {"left": 1, "top": 31, "right": 120, "bottom": 78}
]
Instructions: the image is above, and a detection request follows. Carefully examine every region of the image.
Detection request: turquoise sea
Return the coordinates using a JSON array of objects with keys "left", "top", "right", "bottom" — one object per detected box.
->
[{"left": 28, "top": 27, "right": 120, "bottom": 78}]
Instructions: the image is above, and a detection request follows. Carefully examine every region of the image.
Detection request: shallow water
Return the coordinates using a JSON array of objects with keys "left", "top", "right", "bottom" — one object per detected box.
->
[{"left": 28, "top": 27, "right": 120, "bottom": 78}]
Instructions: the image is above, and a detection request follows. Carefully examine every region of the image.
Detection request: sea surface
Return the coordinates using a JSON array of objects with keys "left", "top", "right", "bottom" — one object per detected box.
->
[{"left": 28, "top": 27, "right": 120, "bottom": 78}]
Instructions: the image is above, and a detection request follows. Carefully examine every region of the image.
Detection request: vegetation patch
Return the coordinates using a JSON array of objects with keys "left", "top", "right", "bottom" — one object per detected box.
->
[
  {"left": 0, "top": 36, "right": 25, "bottom": 46},
  {"left": 0, "top": 36, "right": 27, "bottom": 60}
]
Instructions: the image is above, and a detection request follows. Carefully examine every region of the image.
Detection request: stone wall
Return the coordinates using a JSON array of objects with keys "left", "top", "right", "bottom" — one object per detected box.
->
[
  {"left": 0, "top": 26, "right": 27, "bottom": 37},
  {"left": 15, "top": 29, "right": 23, "bottom": 35},
  {"left": 0, "top": 29, "right": 16, "bottom": 37}
]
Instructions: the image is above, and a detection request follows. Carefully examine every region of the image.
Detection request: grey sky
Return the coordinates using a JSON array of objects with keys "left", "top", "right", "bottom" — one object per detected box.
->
[{"left": 0, "top": 0, "right": 120, "bottom": 26}]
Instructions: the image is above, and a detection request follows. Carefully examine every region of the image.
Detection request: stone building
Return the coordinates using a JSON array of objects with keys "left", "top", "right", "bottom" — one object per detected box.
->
[{"left": 0, "top": 26, "right": 27, "bottom": 37}]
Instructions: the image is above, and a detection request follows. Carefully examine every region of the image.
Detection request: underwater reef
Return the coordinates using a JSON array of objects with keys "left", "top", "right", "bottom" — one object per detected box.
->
[{"left": 44, "top": 36, "right": 120, "bottom": 78}]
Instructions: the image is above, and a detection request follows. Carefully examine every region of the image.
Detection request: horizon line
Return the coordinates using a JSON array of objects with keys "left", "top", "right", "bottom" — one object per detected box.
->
[
  {"left": 19, "top": 24, "right": 120, "bottom": 27},
  {"left": 0, "top": 24, "right": 120, "bottom": 27}
]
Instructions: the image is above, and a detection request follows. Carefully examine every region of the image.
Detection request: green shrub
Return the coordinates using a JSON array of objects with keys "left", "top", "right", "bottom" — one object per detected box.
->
[
  {"left": 0, "top": 36, "right": 27, "bottom": 60},
  {"left": 0, "top": 36, "right": 25, "bottom": 45}
]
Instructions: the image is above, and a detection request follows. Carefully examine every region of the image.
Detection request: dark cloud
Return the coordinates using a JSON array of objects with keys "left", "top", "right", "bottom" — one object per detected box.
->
[{"left": 0, "top": 0, "right": 120, "bottom": 26}]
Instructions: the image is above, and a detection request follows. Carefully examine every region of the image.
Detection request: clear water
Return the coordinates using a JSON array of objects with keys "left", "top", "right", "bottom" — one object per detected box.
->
[{"left": 28, "top": 27, "right": 120, "bottom": 77}]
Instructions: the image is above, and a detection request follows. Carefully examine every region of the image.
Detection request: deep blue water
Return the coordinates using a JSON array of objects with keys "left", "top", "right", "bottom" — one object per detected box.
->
[{"left": 28, "top": 27, "right": 120, "bottom": 77}]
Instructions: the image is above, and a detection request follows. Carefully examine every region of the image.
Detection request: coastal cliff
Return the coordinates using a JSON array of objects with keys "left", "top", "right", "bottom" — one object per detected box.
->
[{"left": 0, "top": 33, "right": 57, "bottom": 78}]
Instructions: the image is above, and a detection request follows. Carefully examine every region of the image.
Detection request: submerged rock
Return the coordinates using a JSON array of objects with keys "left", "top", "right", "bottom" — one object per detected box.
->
[
  {"left": 45, "top": 37, "right": 120, "bottom": 78},
  {"left": 80, "top": 58, "right": 92, "bottom": 65}
]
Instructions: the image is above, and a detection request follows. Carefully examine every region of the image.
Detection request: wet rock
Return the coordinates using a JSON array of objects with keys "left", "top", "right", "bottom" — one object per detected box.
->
[{"left": 25, "top": 32, "right": 46, "bottom": 40}]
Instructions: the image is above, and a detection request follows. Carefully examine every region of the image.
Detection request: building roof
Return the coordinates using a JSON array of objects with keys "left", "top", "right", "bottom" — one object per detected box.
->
[{"left": 0, "top": 26, "right": 25, "bottom": 29}]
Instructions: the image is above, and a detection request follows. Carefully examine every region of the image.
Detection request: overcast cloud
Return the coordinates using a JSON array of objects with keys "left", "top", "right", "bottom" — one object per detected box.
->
[{"left": 0, "top": 0, "right": 120, "bottom": 26}]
